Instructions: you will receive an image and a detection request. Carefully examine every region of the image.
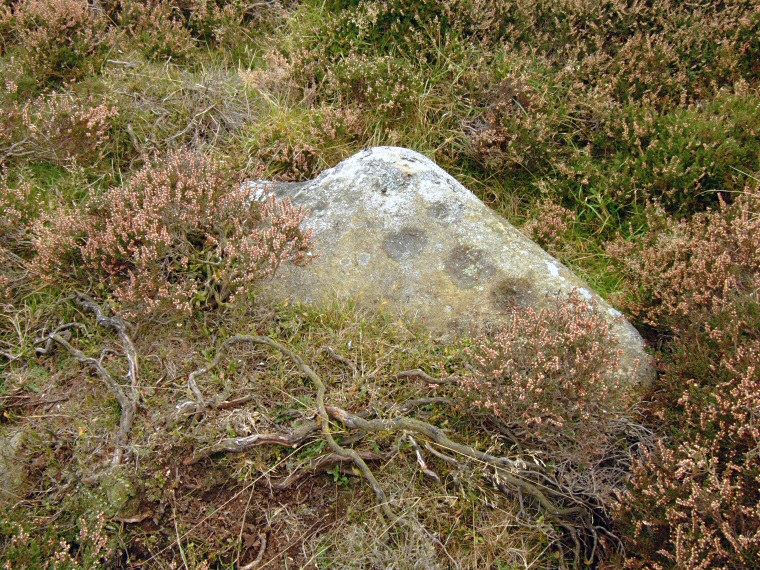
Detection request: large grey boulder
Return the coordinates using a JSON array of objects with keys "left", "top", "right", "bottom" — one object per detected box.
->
[{"left": 252, "top": 147, "right": 653, "bottom": 386}]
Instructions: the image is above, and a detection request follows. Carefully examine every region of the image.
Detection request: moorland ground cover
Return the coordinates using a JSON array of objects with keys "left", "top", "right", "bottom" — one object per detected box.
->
[{"left": 1, "top": 1, "right": 759, "bottom": 568}]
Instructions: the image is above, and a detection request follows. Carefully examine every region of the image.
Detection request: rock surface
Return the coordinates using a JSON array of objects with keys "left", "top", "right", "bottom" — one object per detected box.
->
[
  {"left": 0, "top": 429, "right": 27, "bottom": 505},
  {"left": 251, "top": 146, "right": 653, "bottom": 386}
]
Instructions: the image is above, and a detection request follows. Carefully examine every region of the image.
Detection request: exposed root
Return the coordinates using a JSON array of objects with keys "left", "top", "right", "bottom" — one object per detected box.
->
[
  {"left": 183, "top": 335, "right": 634, "bottom": 566},
  {"left": 34, "top": 322, "right": 88, "bottom": 355},
  {"left": 240, "top": 532, "right": 267, "bottom": 570},
  {"left": 424, "top": 441, "right": 459, "bottom": 466},
  {"left": 406, "top": 434, "right": 440, "bottom": 483},
  {"left": 36, "top": 294, "right": 140, "bottom": 466},
  {"left": 180, "top": 335, "right": 400, "bottom": 523},
  {"left": 216, "top": 394, "right": 256, "bottom": 410},
  {"left": 184, "top": 422, "right": 319, "bottom": 465},
  {"left": 74, "top": 292, "right": 139, "bottom": 396},
  {"left": 394, "top": 368, "right": 457, "bottom": 385},
  {"left": 325, "top": 405, "right": 595, "bottom": 567}
]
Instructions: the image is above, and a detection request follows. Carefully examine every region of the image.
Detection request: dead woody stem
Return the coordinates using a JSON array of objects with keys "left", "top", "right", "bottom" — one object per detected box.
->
[
  {"left": 185, "top": 335, "right": 610, "bottom": 565},
  {"left": 36, "top": 293, "right": 140, "bottom": 466}
]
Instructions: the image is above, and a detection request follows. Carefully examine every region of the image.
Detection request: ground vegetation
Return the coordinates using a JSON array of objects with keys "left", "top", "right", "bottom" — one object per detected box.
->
[{"left": 1, "top": 1, "right": 759, "bottom": 568}]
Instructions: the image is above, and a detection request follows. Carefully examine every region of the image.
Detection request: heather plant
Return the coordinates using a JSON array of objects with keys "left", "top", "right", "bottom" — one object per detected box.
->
[
  {"left": 1, "top": 89, "right": 117, "bottom": 168},
  {"left": 607, "top": 184, "right": 760, "bottom": 332},
  {"left": 579, "top": 84, "right": 760, "bottom": 216},
  {"left": 279, "top": 1, "right": 496, "bottom": 118},
  {"left": 30, "top": 150, "right": 313, "bottom": 319},
  {"left": 115, "top": 0, "right": 197, "bottom": 63},
  {"left": 242, "top": 104, "right": 364, "bottom": 181},
  {"left": 238, "top": 49, "right": 302, "bottom": 106},
  {"left": 1, "top": 513, "right": 114, "bottom": 569},
  {"left": 273, "top": 0, "right": 760, "bottom": 226},
  {"left": 605, "top": 182, "right": 760, "bottom": 423},
  {"left": 605, "top": 184, "right": 760, "bottom": 567},
  {"left": 462, "top": 61, "right": 575, "bottom": 177},
  {"left": 170, "top": 0, "right": 287, "bottom": 51},
  {"left": 2, "top": 0, "right": 760, "bottom": 567},
  {"left": 111, "top": 0, "right": 284, "bottom": 55},
  {"left": 522, "top": 199, "right": 577, "bottom": 259},
  {"left": 458, "top": 290, "right": 648, "bottom": 563},
  {"left": 0, "top": 170, "right": 35, "bottom": 293},
  {"left": 8, "top": 0, "right": 110, "bottom": 88},
  {"left": 0, "top": 3, "right": 11, "bottom": 52},
  {"left": 0, "top": 169, "right": 32, "bottom": 246},
  {"left": 460, "top": 290, "right": 628, "bottom": 465},
  {"left": 615, "top": 339, "right": 760, "bottom": 570}
]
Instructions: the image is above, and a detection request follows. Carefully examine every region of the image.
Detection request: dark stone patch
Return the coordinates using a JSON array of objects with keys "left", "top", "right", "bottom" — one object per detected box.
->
[
  {"left": 310, "top": 199, "right": 328, "bottom": 213},
  {"left": 444, "top": 245, "right": 496, "bottom": 289},
  {"left": 382, "top": 227, "right": 428, "bottom": 261},
  {"left": 489, "top": 275, "right": 533, "bottom": 310}
]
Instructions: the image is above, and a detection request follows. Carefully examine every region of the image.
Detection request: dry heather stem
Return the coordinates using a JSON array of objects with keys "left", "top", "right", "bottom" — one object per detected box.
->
[
  {"left": 185, "top": 422, "right": 320, "bottom": 464},
  {"left": 394, "top": 368, "right": 458, "bottom": 385},
  {"left": 184, "top": 334, "right": 615, "bottom": 566},
  {"left": 36, "top": 293, "right": 140, "bottom": 466},
  {"left": 181, "top": 334, "right": 398, "bottom": 522}
]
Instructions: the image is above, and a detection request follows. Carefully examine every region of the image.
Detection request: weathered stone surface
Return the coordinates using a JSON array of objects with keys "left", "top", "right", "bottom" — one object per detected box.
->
[
  {"left": 252, "top": 146, "right": 653, "bottom": 386},
  {"left": 0, "top": 429, "right": 27, "bottom": 505}
]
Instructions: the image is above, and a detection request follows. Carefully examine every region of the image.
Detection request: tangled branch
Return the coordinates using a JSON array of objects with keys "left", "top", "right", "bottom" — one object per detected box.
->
[
  {"left": 182, "top": 334, "right": 638, "bottom": 566},
  {"left": 36, "top": 293, "right": 140, "bottom": 465},
  {"left": 181, "top": 335, "right": 398, "bottom": 522}
]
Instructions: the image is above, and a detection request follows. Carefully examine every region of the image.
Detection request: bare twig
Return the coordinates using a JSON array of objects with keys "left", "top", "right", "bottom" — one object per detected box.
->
[
  {"left": 184, "top": 422, "right": 319, "bottom": 465},
  {"left": 240, "top": 532, "right": 267, "bottom": 570},
  {"left": 394, "top": 369, "right": 457, "bottom": 385},
  {"left": 183, "top": 335, "right": 399, "bottom": 523},
  {"left": 34, "top": 322, "right": 88, "bottom": 355},
  {"left": 216, "top": 394, "right": 256, "bottom": 410},
  {"left": 74, "top": 292, "right": 139, "bottom": 394},
  {"left": 325, "top": 406, "right": 544, "bottom": 475},
  {"left": 323, "top": 403, "right": 593, "bottom": 565},
  {"left": 1, "top": 395, "right": 69, "bottom": 410},
  {"left": 321, "top": 346, "right": 358, "bottom": 377},
  {"left": 423, "top": 442, "right": 459, "bottom": 466},
  {"left": 406, "top": 434, "right": 440, "bottom": 483},
  {"left": 35, "top": 295, "right": 139, "bottom": 466},
  {"left": 183, "top": 335, "right": 623, "bottom": 565},
  {"left": 42, "top": 332, "right": 135, "bottom": 466},
  {"left": 271, "top": 450, "right": 384, "bottom": 490},
  {"left": 0, "top": 350, "right": 21, "bottom": 362}
]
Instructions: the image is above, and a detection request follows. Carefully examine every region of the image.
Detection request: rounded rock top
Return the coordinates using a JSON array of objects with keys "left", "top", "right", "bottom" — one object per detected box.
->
[{"left": 251, "top": 147, "right": 654, "bottom": 387}]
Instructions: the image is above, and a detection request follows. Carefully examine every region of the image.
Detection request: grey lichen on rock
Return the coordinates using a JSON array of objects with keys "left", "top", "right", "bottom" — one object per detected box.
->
[
  {"left": 103, "top": 472, "right": 135, "bottom": 513},
  {"left": 78, "top": 469, "right": 139, "bottom": 518},
  {"left": 251, "top": 146, "right": 654, "bottom": 386},
  {"left": 0, "top": 429, "right": 28, "bottom": 505}
]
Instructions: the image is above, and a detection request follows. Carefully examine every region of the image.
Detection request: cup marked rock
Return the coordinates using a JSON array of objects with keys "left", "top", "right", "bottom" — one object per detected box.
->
[{"left": 251, "top": 147, "right": 653, "bottom": 386}]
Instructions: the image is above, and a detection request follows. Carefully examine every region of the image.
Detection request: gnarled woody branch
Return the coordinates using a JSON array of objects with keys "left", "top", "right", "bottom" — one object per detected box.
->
[
  {"left": 325, "top": 404, "right": 591, "bottom": 567},
  {"left": 36, "top": 293, "right": 140, "bottom": 466},
  {"left": 394, "top": 368, "right": 457, "bottom": 385},
  {"left": 184, "top": 422, "right": 320, "bottom": 465},
  {"left": 182, "top": 335, "right": 399, "bottom": 522},
  {"left": 185, "top": 334, "right": 606, "bottom": 564},
  {"left": 323, "top": 406, "right": 581, "bottom": 518},
  {"left": 271, "top": 451, "right": 385, "bottom": 490}
]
